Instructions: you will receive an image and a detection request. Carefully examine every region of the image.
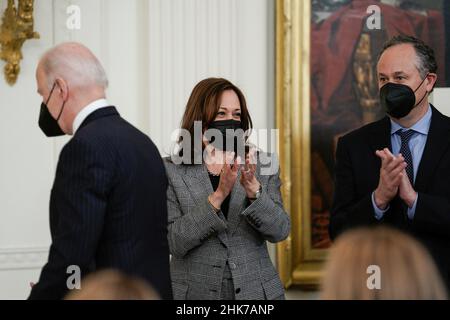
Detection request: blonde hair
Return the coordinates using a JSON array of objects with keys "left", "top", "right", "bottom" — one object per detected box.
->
[
  {"left": 65, "top": 270, "right": 160, "bottom": 300},
  {"left": 321, "top": 226, "right": 448, "bottom": 300}
]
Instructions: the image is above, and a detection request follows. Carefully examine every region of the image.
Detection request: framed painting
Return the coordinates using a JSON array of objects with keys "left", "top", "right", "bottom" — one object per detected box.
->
[{"left": 275, "top": 0, "right": 450, "bottom": 287}]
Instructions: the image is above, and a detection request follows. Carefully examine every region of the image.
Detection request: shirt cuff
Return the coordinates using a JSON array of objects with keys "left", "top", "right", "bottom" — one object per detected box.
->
[
  {"left": 407, "top": 193, "right": 419, "bottom": 220},
  {"left": 372, "top": 192, "right": 389, "bottom": 220}
]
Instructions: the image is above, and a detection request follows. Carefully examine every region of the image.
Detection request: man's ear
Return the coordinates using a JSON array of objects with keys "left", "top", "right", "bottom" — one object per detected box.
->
[
  {"left": 426, "top": 73, "right": 438, "bottom": 92},
  {"left": 55, "top": 78, "right": 69, "bottom": 101}
]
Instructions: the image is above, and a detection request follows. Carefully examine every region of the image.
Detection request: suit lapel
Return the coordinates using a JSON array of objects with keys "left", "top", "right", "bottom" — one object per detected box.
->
[
  {"left": 181, "top": 165, "right": 229, "bottom": 244},
  {"left": 228, "top": 160, "right": 264, "bottom": 235},
  {"left": 227, "top": 169, "right": 247, "bottom": 233},
  {"left": 415, "top": 106, "right": 450, "bottom": 191},
  {"left": 368, "top": 116, "right": 392, "bottom": 154},
  {"left": 365, "top": 117, "right": 393, "bottom": 190}
]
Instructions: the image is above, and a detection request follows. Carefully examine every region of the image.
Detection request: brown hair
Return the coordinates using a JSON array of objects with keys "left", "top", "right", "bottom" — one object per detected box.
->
[
  {"left": 65, "top": 270, "right": 160, "bottom": 300},
  {"left": 321, "top": 226, "right": 448, "bottom": 300},
  {"left": 378, "top": 35, "right": 437, "bottom": 78},
  {"left": 177, "top": 78, "right": 253, "bottom": 164},
  {"left": 378, "top": 35, "right": 437, "bottom": 92}
]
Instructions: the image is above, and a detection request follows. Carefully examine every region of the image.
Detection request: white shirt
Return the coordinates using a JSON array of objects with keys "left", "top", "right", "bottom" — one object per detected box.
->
[{"left": 72, "top": 99, "right": 110, "bottom": 134}]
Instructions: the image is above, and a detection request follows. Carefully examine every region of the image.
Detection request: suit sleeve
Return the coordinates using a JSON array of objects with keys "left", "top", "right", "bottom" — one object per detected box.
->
[
  {"left": 239, "top": 165, "right": 290, "bottom": 243},
  {"left": 329, "top": 137, "right": 381, "bottom": 241},
  {"left": 166, "top": 174, "right": 228, "bottom": 258},
  {"left": 28, "top": 138, "right": 113, "bottom": 300}
]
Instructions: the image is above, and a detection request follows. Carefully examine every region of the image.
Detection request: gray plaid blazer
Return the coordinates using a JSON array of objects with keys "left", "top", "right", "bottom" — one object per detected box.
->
[{"left": 164, "top": 153, "right": 290, "bottom": 300}]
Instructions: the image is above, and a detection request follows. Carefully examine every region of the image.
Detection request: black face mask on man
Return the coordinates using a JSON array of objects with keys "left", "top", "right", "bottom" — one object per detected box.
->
[
  {"left": 379, "top": 74, "right": 429, "bottom": 119},
  {"left": 38, "top": 83, "right": 66, "bottom": 137},
  {"left": 207, "top": 119, "right": 246, "bottom": 155}
]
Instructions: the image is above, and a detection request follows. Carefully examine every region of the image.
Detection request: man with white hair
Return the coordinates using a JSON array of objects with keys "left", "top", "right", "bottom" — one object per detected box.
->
[{"left": 29, "top": 42, "right": 172, "bottom": 300}]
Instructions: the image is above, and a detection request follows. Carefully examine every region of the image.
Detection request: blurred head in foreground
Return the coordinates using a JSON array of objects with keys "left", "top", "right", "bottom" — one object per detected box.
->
[
  {"left": 321, "top": 226, "right": 447, "bottom": 300},
  {"left": 65, "top": 270, "right": 160, "bottom": 300}
]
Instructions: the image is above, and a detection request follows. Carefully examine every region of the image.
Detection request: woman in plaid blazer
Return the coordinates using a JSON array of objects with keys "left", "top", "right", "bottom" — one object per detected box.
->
[{"left": 164, "top": 78, "right": 290, "bottom": 300}]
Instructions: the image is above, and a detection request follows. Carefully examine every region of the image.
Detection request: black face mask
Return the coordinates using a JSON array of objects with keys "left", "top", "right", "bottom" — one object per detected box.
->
[
  {"left": 38, "top": 83, "right": 66, "bottom": 137},
  {"left": 208, "top": 119, "right": 245, "bottom": 154},
  {"left": 380, "top": 75, "right": 429, "bottom": 119}
]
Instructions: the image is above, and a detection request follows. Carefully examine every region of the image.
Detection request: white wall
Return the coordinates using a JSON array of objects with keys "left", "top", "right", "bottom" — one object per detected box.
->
[
  {"left": 0, "top": 0, "right": 55, "bottom": 300},
  {"left": 432, "top": 88, "right": 450, "bottom": 116},
  {"left": 148, "top": 0, "right": 275, "bottom": 155},
  {"left": 0, "top": 0, "right": 274, "bottom": 299}
]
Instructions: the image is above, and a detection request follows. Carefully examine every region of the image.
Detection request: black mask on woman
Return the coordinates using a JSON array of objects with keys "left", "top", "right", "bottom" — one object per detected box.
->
[
  {"left": 379, "top": 75, "right": 429, "bottom": 119},
  {"left": 38, "top": 83, "right": 66, "bottom": 137},
  {"left": 208, "top": 119, "right": 244, "bottom": 153}
]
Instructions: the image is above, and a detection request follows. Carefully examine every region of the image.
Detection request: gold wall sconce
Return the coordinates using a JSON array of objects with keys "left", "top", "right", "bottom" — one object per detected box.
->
[{"left": 0, "top": 0, "right": 40, "bottom": 86}]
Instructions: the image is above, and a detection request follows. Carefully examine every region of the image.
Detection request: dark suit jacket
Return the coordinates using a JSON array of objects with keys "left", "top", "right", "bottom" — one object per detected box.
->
[
  {"left": 29, "top": 107, "right": 172, "bottom": 300},
  {"left": 330, "top": 105, "right": 450, "bottom": 290}
]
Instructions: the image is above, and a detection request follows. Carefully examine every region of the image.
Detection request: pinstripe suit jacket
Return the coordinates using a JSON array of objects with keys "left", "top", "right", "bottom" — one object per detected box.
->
[
  {"left": 29, "top": 107, "right": 172, "bottom": 300},
  {"left": 164, "top": 154, "right": 290, "bottom": 300}
]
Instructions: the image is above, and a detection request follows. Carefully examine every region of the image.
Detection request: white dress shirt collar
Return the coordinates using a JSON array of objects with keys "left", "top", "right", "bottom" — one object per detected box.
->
[
  {"left": 390, "top": 104, "right": 432, "bottom": 136},
  {"left": 72, "top": 99, "right": 110, "bottom": 134}
]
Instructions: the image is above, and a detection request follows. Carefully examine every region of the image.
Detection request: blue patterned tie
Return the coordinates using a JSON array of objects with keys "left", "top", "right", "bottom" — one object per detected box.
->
[{"left": 396, "top": 129, "right": 415, "bottom": 185}]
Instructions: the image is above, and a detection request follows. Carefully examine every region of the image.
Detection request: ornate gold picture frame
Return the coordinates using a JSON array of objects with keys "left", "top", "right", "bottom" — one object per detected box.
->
[{"left": 276, "top": 0, "right": 324, "bottom": 288}]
